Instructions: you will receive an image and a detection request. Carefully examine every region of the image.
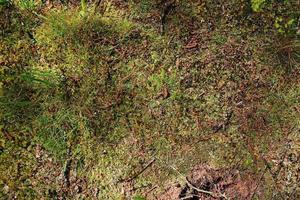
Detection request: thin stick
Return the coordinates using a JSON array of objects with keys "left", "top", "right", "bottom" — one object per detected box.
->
[
  {"left": 185, "top": 178, "right": 213, "bottom": 196},
  {"left": 157, "top": 158, "right": 228, "bottom": 199},
  {"left": 121, "top": 158, "right": 156, "bottom": 183},
  {"left": 180, "top": 195, "right": 194, "bottom": 200}
]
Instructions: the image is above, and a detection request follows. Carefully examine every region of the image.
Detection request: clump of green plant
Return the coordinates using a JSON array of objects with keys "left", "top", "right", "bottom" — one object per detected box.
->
[
  {"left": 251, "top": 0, "right": 266, "bottom": 12},
  {"left": 274, "top": 17, "right": 297, "bottom": 34},
  {"left": 14, "top": 0, "right": 42, "bottom": 10},
  {"left": 251, "top": 0, "right": 298, "bottom": 34},
  {"left": 0, "top": 0, "right": 10, "bottom": 6}
]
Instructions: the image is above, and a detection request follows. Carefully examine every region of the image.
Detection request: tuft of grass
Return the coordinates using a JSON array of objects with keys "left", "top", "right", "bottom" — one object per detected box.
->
[{"left": 34, "top": 108, "right": 90, "bottom": 160}]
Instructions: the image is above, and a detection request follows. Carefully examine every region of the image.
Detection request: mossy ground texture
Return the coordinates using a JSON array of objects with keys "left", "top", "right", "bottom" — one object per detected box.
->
[{"left": 0, "top": 0, "right": 299, "bottom": 199}]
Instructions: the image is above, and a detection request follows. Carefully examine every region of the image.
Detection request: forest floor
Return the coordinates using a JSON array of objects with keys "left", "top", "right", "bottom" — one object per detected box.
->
[{"left": 1, "top": 0, "right": 299, "bottom": 199}]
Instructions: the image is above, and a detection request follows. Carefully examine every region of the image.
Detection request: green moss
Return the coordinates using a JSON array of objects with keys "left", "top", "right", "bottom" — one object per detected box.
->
[{"left": 1, "top": 1, "right": 299, "bottom": 199}]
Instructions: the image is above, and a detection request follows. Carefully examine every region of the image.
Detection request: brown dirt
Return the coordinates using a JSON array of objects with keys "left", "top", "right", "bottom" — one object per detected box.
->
[{"left": 157, "top": 164, "right": 260, "bottom": 200}]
